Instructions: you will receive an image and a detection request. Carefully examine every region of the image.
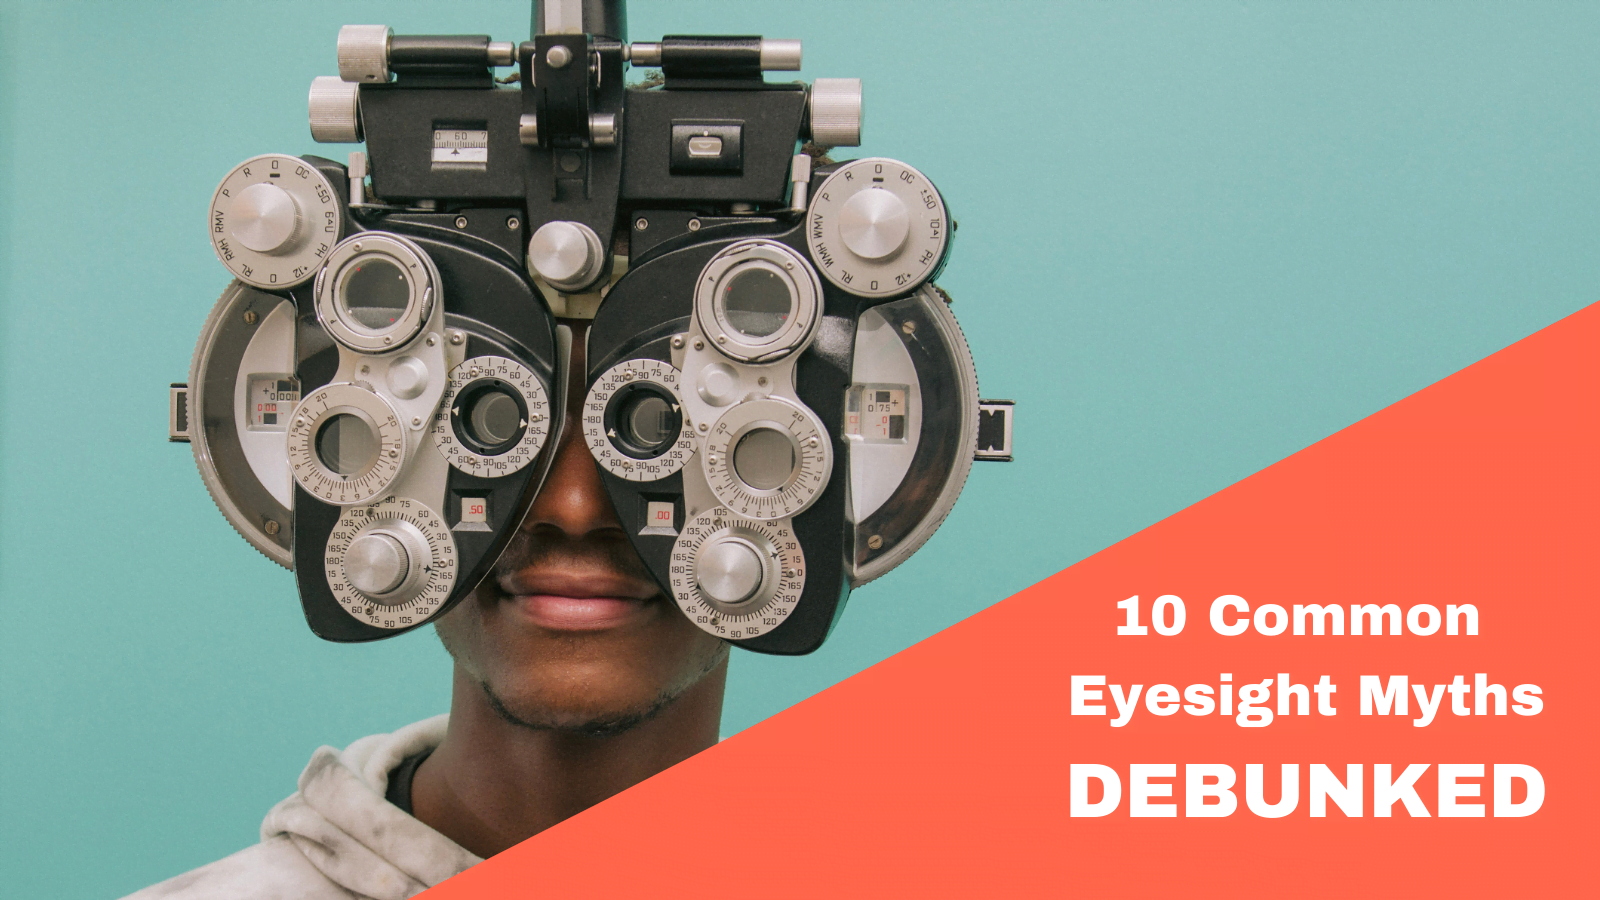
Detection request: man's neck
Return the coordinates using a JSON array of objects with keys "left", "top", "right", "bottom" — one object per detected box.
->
[{"left": 410, "top": 661, "right": 726, "bottom": 858}]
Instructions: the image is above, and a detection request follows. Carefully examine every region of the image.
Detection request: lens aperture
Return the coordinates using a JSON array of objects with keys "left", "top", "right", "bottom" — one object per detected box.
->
[
  {"left": 721, "top": 267, "right": 792, "bottom": 339},
  {"left": 606, "top": 383, "right": 682, "bottom": 459},
  {"left": 733, "top": 427, "right": 796, "bottom": 490},
  {"left": 316, "top": 413, "right": 380, "bottom": 475},
  {"left": 467, "top": 391, "right": 521, "bottom": 446},
  {"left": 339, "top": 256, "right": 411, "bottom": 330},
  {"left": 455, "top": 382, "right": 527, "bottom": 454}
]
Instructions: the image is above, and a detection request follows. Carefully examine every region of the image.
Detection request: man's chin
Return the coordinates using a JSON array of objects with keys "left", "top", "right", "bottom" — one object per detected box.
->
[{"left": 479, "top": 679, "right": 677, "bottom": 737}]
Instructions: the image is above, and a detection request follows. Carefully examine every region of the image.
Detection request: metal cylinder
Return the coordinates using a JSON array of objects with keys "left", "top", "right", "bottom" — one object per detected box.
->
[
  {"left": 337, "top": 24, "right": 392, "bottom": 83},
  {"left": 759, "top": 39, "right": 802, "bottom": 70},
  {"left": 308, "top": 76, "right": 362, "bottom": 143},
  {"left": 808, "top": 77, "right": 863, "bottom": 147}
]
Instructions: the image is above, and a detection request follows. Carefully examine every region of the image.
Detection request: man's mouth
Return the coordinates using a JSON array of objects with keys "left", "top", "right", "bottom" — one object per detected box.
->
[{"left": 496, "top": 570, "right": 661, "bottom": 631}]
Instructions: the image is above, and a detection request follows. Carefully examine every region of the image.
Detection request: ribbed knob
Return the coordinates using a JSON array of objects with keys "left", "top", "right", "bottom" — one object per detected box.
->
[
  {"left": 527, "top": 221, "right": 605, "bottom": 292},
  {"left": 338, "top": 24, "right": 392, "bottom": 83},
  {"left": 838, "top": 188, "right": 909, "bottom": 261},
  {"left": 696, "top": 537, "right": 766, "bottom": 605},
  {"left": 345, "top": 532, "right": 410, "bottom": 596},
  {"left": 231, "top": 183, "right": 302, "bottom": 254},
  {"left": 808, "top": 78, "right": 862, "bottom": 147},
  {"left": 308, "top": 76, "right": 362, "bottom": 143}
]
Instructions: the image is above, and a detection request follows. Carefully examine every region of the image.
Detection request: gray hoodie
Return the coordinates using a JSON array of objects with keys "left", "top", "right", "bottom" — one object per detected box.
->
[{"left": 124, "top": 716, "right": 481, "bottom": 899}]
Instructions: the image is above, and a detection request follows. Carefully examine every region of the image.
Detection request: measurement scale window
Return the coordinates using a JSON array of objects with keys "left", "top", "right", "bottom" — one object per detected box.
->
[
  {"left": 845, "top": 384, "right": 908, "bottom": 443},
  {"left": 432, "top": 128, "right": 489, "bottom": 171}
]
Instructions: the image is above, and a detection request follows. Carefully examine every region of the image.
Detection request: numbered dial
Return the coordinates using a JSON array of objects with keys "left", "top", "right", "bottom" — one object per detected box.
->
[
  {"left": 806, "top": 157, "right": 948, "bottom": 299},
  {"left": 326, "top": 496, "right": 458, "bottom": 630},
  {"left": 670, "top": 508, "right": 806, "bottom": 641},
  {"left": 432, "top": 356, "right": 550, "bottom": 478},
  {"left": 583, "top": 359, "right": 696, "bottom": 481},
  {"left": 210, "top": 154, "right": 343, "bottom": 289},
  {"left": 287, "top": 382, "right": 406, "bottom": 506},
  {"left": 703, "top": 397, "right": 833, "bottom": 520}
]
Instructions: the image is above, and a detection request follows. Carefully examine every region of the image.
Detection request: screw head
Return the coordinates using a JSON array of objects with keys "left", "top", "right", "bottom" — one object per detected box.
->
[
  {"left": 411, "top": 416, "right": 422, "bottom": 426},
  {"left": 867, "top": 534, "right": 883, "bottom": 550},
  {"left": 688, "top": 218, "right": 702, "bottom": 232},
  {"left": 454, "top": 216, "right": 468, "bottom": 229},
  {"left": 242, "top": 310, "right": 258, "bottom": 325},
  {"left": 263, "top": 519, "right": 280, "bottom": 536},
  {"left": 450, "top": 333, "right": 464, "bottom": 345},
  {"left": 426, "top": 335, "right": 437, "bottom": 346},
  {"left": 697, "top": 422, "right": 708, "bottom": 432},
  {"left": 546, "top": 45, "right": 572, "bottom": 68},
  {"left": 671, "top": 336, "right": 685, "bottom": 349},
  {"left": 757, "top": 376, "right": 768, "bottom": 386},
  {"left": 901, "top": 320, "right": 917, "bottom": 335},
  {"left": 507, "top": 216, "right": 521, "bottom": 231},
  {"left": 635, "top": 217, "right": 649, "bottom": 231},
  {"left": 693, "top": 338, "right": 704, "bottom": 350}
]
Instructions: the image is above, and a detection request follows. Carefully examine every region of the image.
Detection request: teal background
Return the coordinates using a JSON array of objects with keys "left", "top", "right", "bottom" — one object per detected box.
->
[{"left": 1, "top": 1, "right": 1595, "bottom": 896}]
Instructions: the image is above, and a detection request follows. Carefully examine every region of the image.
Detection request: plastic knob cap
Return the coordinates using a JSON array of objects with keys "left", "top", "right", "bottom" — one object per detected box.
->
[
  {"left": 527, "top": 221, "right": 605, "bottom": 292},
  {"left": 231, "top": 183, "right": 302, "bottom": 254},
  {"left": 345, "top": 532, "right": 410, "bottom": 596},
  {"left": 696, "top": 537, "right": 765, "bottom": 605},
  {"left": 838, "top": 188, "right": 909, "bottom": 261}
]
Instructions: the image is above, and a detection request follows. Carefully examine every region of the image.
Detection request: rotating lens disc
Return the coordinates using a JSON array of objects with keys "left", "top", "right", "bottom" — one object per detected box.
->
[
  {"left": 583, "top": 359, "right": 696, "bottom": 482},
  {"left": 209, "top": 155, "right": 343, "bottom": 289},
  {"left": 431, "top": 355, "right": 551, "bottom": 478},
  {"left": 702, "top": 397, "right": 832, "bottom": 520},
  {"left": 669, "top": 508, "right": 806, "bottom": 641},
  {"left": 287, "top": 382, "right": 406, "bottom": 505}
]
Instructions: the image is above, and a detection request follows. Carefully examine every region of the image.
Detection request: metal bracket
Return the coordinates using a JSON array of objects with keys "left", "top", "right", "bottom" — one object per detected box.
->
[{"left": 975, "top": 399, "right": 1013, "bottom": 461}]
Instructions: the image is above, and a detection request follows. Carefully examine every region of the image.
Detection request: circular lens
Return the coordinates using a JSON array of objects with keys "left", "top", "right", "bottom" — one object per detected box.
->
[
  {"left": 621, "top": 394, "right": 674, "bottom": 449},
  {"left": 315, "top": 413, "right": 379, "bottom": 475},
  {"left": 455, "top": 383, "right": 527, "bottom": 454},
  {"left": 720, "top": 267, "right": 792, "bottom": 339},
  {"left": 468, "top": 391, "right": 521, "bottom": 446},
  {"left": 733, "top": 427, "right": 796, "bottom": 490},
  {"left": 339, "top": 256, "right": 411, "bottom": 331},
  {"left": 606, "top": 383, "right": 682, "bottom": 459}
]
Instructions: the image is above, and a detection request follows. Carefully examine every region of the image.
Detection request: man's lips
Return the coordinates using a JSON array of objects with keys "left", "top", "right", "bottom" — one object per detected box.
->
[{"left": 497, "top": 569, "right": 660, "bottom": 631}]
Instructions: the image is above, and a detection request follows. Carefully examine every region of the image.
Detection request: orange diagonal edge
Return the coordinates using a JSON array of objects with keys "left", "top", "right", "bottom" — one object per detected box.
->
[{"left": 425, "top": 302, "right": 1599, "bottom": 898}]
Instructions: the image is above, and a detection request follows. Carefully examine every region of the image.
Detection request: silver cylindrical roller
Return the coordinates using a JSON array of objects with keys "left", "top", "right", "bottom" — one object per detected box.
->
[
  {"left": 759, "top": 39, "right": 802, "bottom": 70},
  {"left": 338, "top": 24, "right": 392, "bottom": 83},
  {"left": 308, "top": 76, "right": 362, "bottom": 143},
  {"left": 808, "top": 78, "right": 863, "bottom": 147},
  {"left": 696, "top": 536, "right": 767, "bottom": 605},
  {"left": 345, "top": 531, "right": 410, "bottom": 596},
  {"left": 230, "top": 182, "right": 302, "bottom": 254},
  {"left": 527, "top": 221, "right": 605, "bottom": 292}
]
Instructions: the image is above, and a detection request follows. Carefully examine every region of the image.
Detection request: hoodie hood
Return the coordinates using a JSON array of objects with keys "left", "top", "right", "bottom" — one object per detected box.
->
[{"left": 259, "top": 715, "right": 482, "bottom": 899}]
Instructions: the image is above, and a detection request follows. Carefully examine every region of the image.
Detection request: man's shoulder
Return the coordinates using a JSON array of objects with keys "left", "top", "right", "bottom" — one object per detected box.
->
[{"left": 120, "top": 835, "right": 354, "bottom": 900}]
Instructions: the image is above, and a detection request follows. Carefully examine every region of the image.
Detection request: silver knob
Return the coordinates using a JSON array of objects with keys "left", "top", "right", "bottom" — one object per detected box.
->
[
  {"left": 308, "top": 76, "right": 362, "bottom": 143},
  {"left": 808, "top": 78, "right": 862, "bottom": 147},
  {"left": 759, "top": 39, "right": 803, "bottom": 71},
  {"left": 230, "top": 183, "right": 302, "bottom": 254},
  {"left": 345, "top": 532, "right": 410, "bottom": 596},
  {"left": 838, "top": 188, "right": 909, "bottom": 261},
  {"left": 338, "top": 25, "right": 392, "bottom": 83},
  {"left": 696, "top": 536, "right": 766, "bottom": 605},
  {"left": 527, "top": 221, "right": 605, "bottom": 292}
]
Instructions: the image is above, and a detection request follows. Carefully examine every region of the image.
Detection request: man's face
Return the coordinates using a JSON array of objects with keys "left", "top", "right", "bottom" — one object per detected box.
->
[{"left": 434, "top": 324, "right": 728, "bottom": 734}]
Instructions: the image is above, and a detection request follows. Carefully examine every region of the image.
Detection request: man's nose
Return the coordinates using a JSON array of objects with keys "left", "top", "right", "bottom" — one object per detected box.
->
[
  {"left": 519, "top": 323, "right": 621, "bottom": 539},
  {"left": 520, "top": 417, "right": 621, "bottom": 538}
]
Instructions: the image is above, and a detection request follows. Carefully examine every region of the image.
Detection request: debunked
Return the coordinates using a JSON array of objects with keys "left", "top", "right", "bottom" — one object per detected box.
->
[{"left": 1068, "top": 763, "right": 1544, "bottom": 818}]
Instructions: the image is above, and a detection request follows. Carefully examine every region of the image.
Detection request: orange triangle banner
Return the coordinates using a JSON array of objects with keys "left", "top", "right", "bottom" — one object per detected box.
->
[{"left": 426, "top": 302, "right": 1598, "bottom": 897}]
